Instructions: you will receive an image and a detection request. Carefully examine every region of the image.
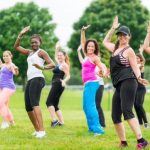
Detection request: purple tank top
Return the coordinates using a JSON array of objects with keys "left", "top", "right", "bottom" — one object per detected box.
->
[
  {"left": 0, "top": 66, "right": 16, "bottom": 89},
  {"left": 82, "top": 58, "right": 97, "bottom": 83}
]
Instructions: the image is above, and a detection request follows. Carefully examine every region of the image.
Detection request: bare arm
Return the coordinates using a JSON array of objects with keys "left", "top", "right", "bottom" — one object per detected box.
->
[
  {"left": 61, "top": 64, "right": 70, "bottom": 87},
  {"left": 128, "top": 49, "right": 148, "bottom": 85},
  {"left": 14, "top": 26, "right": 31, "bottom": 55},
  {"left": 77, "top": 45, "right": 84, "bottom": 64},
  {"left": 103, "top": 16, "right": 120, "bottom": 52},
  {"left": 39, "top": 50, "right": 55, "bottom": 69},
  {"left": 143, "top": 22, "right": 150, "bottom": 55},
  {"left": 81, "top": 25, "right": 90, "bottom": 55},
  {"left": 0, "top": 59, "right": 3, "bottom": 68},
  {"left": 10, "top": 64, "right": 19, "bottom": 75}
]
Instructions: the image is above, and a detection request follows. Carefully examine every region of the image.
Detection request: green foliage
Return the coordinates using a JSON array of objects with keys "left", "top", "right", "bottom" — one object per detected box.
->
[
  {"left": 68, "top": 0, "right": 150, "bottom": 68},
  {"left": 68, "top": 67, "right": 83, "bottom": 85},
  {"left": 144, "top": 65, "right": 150, "bottom": 81},
  {"left": 0, "top": 2, "right": 57, "bottom": 84}
]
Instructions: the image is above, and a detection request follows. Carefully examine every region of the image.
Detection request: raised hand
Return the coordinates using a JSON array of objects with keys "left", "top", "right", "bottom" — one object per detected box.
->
[
  {"left": 81, "top": 25, "right": 91, "bottom": 31},
  {"left": 112, "top": 16, "right": 120, "bottom": 29},
  {"left": 55, "top": 41, "right": 61, "bottom": 51},
  {"left": 19, "top": 26, "right": 30, "bottom": 36}
]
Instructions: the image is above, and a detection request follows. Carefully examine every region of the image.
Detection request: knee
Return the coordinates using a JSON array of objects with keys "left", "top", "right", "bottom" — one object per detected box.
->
[
  {"left": 111, "top": 113, "right": 122, "bottom": 124},
  {"left": 122, "top": 108, "right": 134, "bottom": 120},
  {"left": 25, "top": 105, "right": 33, "bottom": 112}
]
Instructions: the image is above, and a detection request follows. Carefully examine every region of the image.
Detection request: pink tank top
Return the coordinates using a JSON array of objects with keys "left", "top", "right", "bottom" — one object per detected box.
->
[{"left": 82, "top": 58, "right": 97, "bottom": 83}]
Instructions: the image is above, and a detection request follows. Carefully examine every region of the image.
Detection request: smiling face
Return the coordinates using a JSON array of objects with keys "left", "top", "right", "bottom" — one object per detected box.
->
[
  {"left": 57, "top": 51, "right": 65, "bottom": 63},
  {"left": 30, "top": 38, "right": 41, "bottom": 51},
  {"left": 3, "top": 51, "right": 12, "bottom": 63},
  {"left": 86, "top": 41, "right": 95, "bottom": 54},
  {"left": 118, "top": 33, "right": 130, "bottom": 45}
]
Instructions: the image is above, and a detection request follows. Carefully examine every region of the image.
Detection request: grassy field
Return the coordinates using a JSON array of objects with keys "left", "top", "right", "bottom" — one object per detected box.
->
[{"left": 0, "top": 88, "right": 149, "bottom": 150}]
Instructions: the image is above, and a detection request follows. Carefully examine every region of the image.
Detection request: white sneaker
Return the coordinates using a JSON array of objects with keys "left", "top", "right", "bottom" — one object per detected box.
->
[
  {"left": 94, "top": 133, "right": 102, "bottom": 137},
  {"left": 35, "top": 131, "right": 46, "bottom": 138},
  {"left": 32, "top": 131, "right": 38, "bottom": 136},
  {"left": 1, "top": 122, "right": 10, "bottom": 129}
]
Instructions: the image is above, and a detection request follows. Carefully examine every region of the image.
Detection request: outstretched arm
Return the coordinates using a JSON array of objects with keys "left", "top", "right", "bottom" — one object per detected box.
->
[
  {"left": 81, "top": 25, "right": 90, "bottom": 55},
  {"left": 103, "top": 16, "right": 120, "bottom": 52},
  {"left": 77, "top": 45, "right": 84, "bottom": 64},
  {"left": 143, "top": 22, "right": 150, "bottom": 55},
  {"left": 14, "top": 26, "right": 31, "bottom": 55}
]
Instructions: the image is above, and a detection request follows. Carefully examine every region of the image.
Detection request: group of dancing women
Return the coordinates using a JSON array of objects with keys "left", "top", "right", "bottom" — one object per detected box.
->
[{"left": 0, "top": 16, "right": 150, "bottom": 149}]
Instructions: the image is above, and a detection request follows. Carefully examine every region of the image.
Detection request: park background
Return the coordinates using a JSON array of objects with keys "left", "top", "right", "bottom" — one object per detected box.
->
[{"left": 0, "top": 0, "right": 150, "bottom": 149}]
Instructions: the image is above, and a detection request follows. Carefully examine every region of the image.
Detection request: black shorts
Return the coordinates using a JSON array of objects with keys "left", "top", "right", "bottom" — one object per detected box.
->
[{"left": 25, "top": 77, "right": 45, "bottom": 112}]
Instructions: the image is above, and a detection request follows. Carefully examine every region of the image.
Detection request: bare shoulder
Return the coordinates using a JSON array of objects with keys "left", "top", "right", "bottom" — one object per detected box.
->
[
  {"left": 38, "top": 49, "right": 48, "bottom": 57},
  {"left": 62, "top": 63, "right": 69, "bottom": 69}
]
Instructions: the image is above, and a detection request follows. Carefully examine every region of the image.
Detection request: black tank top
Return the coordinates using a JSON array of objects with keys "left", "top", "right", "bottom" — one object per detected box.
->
[
  {"left": 110, "top": 46, "right": 135, "bottom": 87},
  {"left": 52, "top": 65, "right": 65, "bottom": 82}
]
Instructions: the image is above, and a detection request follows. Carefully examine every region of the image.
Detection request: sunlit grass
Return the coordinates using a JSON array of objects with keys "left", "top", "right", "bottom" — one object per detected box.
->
[{"left": 0, "top": 88, "right": 149, "bottom": 150}]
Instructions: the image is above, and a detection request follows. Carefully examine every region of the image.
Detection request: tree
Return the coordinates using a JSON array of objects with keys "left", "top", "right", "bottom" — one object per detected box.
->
[
  {"left": 0, "top": 2, "right": 58, "bottom": 86},
  {"left": 68, "top": 0, "right": 150, "bottom": 68}
]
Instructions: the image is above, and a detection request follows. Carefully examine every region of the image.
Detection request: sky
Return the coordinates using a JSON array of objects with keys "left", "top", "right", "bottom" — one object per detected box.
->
[{"left": 0, "top": 0, "right": 150, "bottom": 47}]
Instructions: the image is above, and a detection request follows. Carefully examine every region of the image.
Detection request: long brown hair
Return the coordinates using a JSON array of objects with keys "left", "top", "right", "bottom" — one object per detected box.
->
[
  {"left": 84, "top": 39, "right": 99, "bottom": 55},
  {"left": 136, "top": 53, "right": 145, "bottom": 64}
]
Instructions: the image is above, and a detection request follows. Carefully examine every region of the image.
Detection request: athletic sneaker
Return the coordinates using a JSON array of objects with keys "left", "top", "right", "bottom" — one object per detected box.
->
[
  {"left": 136, "top": 141, "right": 149, "bottom": 149},
  {"left": 51, "top": 120, "right": 59, "bottom": 127},
  {"left": 32, "top": 131, "right": 38, "bottom": 136},
  {"left": 94, "top": 133, "right": 102, "bottom": 136},
  {"left": 35, "top": 131, "right": 46, "bottom": 138},
  {"left": 144, "top": 123, "right": 150, "bottom": 128},
  {"left": 0, "top": 122, "right": 9, "bottom": 129},
  {"left": 58, "top": 122, "right": 64, "bottom": 126}
]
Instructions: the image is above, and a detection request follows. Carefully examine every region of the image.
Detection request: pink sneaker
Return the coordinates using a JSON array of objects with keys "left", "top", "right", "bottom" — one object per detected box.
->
[{"left": 136, "top": 141, "right": 149, "bottom": 149}]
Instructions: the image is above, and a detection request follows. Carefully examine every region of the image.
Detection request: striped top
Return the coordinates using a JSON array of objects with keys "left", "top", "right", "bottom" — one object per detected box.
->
[{"left": 110, "top": 46, "right": 135, "bottom": 87}]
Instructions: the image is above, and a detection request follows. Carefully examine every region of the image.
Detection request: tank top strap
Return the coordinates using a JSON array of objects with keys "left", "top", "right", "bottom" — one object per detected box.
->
[{"left": 119, "top": 46, "right": 130, "bottom": 56}]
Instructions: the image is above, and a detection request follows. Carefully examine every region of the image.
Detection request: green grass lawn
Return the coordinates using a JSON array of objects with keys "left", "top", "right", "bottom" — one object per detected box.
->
[{"left": 0, "top": 88, "right": 149, "bottom": 150}]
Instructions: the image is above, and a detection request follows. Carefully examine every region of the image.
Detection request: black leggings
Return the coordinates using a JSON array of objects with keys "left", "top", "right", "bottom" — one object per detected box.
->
[
  {"left": 46, "top": 81, "right": 64, "bottom": 111},
  {"left": 96, "top": 85, "right": 105, "bottom": 127},
  {"left": 112, "top": 79, "right": 138, "bottom": 124},
  {"left": 25, "top": 77, "right": 45, "bottom": 112},
  {"left": 134, "top": 87, "right": 148, "bottom": 125}
]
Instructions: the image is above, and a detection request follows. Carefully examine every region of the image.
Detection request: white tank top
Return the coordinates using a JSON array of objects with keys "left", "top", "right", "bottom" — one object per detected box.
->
[{"left": 27, "top": 49, "right": 45, "bottom": 81}]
